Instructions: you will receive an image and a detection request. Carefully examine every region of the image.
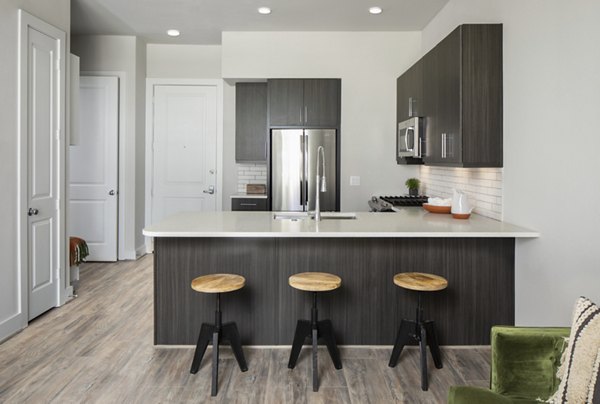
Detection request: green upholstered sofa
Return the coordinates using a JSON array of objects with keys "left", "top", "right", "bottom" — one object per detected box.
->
[{"left": 448, "top": 326, "right": 570, "bottom": 404}]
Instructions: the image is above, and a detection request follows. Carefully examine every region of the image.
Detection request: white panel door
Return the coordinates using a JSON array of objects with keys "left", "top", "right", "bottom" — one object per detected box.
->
[
  {"left": 27, "top": 27, "right": 60, "bottom": 320},
  {"left": 69, "top": 76, "right": 119, "bottom": 261},
  {"left": 151, "top": 85, "right": 217, "bottom": 224}
]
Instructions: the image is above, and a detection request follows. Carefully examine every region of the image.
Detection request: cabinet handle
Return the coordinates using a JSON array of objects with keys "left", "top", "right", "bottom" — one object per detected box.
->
[
  {"left": 304, "top": 106, "right": 308, "bottom": 124},
  {"left": 441, "top": 133, "right": 446, "bottom": 159},
  {"left": 408, "top": 97, "right": 413, "bottom": 117}
]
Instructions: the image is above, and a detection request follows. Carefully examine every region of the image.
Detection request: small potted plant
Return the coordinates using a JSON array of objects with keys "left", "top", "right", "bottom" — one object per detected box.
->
[{"left": 405, "top": 178, "right": 420, "bottom": 196}]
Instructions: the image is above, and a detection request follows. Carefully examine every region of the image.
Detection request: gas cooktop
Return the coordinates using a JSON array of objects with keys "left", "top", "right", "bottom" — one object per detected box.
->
[{"left": 368, "top": 195, "right": 429, "bottom": 212}]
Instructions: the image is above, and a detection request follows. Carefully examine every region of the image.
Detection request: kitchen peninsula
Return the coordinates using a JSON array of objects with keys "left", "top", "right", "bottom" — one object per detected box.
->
[{"left": 143, "top": 209, "right": 537, "bottom": 346}]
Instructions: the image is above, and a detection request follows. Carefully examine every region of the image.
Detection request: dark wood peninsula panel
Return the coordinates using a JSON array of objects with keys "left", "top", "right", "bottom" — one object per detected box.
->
[{"left": 154, "top": 236, "right": 515, "bottom": 346}]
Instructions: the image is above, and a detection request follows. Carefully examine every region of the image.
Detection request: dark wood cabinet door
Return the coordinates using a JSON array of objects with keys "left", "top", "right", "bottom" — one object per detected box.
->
[
  {"left": 461, "top": 24, "right": 503, "bottom": 167},
  {"left": 268, "top": 79, "right": 304, "bottom": 126},
  {"left": 419, "top": 24, "right": 502, "bottom": 167},
  {"left": 436, "top": 27, "right": 461, "bottom": 164},
  {"left": 303, "top": 79, "right": 340, "bottom": 127},
  {"left": 423, "top": 27, "right": 461, "bottom": 165},
  {"left": 236, "top": 83, "right": 268, "bottom": 162},
  {"left": 231, "top": 198, "right": 267, "bottom": 211},
  {"left": 423, "top": 46, "right": 442, "bottom": 164}
]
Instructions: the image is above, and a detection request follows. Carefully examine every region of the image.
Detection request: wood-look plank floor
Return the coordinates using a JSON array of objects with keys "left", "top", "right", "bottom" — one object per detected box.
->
[{"left": 0, "top": 255, "right": 491, "bottom": 403}]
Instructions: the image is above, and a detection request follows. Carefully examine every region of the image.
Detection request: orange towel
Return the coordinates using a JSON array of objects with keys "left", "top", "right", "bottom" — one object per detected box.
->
[{"left": 69, "top": 237, "right": 89, "bottom": 266}]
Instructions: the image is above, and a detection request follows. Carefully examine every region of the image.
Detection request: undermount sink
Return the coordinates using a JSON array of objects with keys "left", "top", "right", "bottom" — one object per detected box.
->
[
  {"left": 273, "top": 212, "right": 357, "bottom": 220},
  {"left": 273, "top": 212, "right": 310, "bottom": 221}
]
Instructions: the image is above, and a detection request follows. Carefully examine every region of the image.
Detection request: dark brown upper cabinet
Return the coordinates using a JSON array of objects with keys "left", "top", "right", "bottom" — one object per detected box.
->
[
  {"left": 236, "top": 82, "right": 268, "bottom": 162},
  {"left": 268, "top": 79, "right": 341, "bottom": 127},
  {"left": 423, "top": 24, "right": 503, "bottom": 167},
  {"left": 396, "top": 24, "right": 503, "bottom": 167}
]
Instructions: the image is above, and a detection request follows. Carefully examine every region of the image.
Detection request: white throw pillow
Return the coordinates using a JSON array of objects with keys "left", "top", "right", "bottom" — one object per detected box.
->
[{"left": 548, "top": 296, "right": 600, "bottom": 403}]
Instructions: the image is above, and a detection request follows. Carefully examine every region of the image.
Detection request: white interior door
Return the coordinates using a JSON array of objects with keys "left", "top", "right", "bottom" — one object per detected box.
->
[
  {"left": 69, "top": 76, "right": 119, "bottom": 262},
  {"left": 151, "top": 85, "right": 217, "bottom": 224},
  {"left": 26, "top": 26, "right": 61, "bottom": 320}
]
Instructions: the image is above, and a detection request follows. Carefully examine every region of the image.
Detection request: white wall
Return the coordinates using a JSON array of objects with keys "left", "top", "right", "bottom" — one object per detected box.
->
[
  {"left": 134, "top": 39, "right": 147, "bottom": 255},
  {"left": 422, "top": 0, "right": 600, "bottom": 325},
  {"left": 0, "top": 0, "right": 70, "bottom": 341},
  {"left": 222, "top": 32, "right": 422, "bottom": 211},
  {"left": 147, "top": 44, "right": 221, "bottom": 79},
  {"left": 71, "top": 35, "right": 146, "bottom": 259}
]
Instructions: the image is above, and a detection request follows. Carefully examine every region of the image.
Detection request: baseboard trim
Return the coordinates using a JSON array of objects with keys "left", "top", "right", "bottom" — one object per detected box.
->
[{"left": 135, "top": 244, "right": 147, "bottom": 259}]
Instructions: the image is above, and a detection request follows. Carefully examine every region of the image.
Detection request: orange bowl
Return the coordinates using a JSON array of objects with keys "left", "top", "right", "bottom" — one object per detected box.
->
[
  {"left": 422, "top": 203, "right": 451, "bottom": 214},
  {"left": 452, "top": 213, "right": 471, "bottom": 219}
]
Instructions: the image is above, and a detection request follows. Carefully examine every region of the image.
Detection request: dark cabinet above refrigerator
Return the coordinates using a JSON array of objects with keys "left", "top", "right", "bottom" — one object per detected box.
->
[{"left": 268, "top": 79, "right": 341, "bottom": 127}]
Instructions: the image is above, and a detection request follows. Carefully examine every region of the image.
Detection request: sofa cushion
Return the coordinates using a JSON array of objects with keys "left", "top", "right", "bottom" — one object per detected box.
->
[
  {"left": 549, "top": 296, "right": 600, "bottom": 403},
  {"left": 492, "top": 327, "right": 569, "bottom": 400}
]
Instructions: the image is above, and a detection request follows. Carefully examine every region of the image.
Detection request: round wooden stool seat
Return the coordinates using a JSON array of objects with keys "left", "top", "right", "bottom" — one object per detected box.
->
[
  {"left": 191, "top": 274, "right": 245, "bottom": 294},
  {"left": 289, "top": 272, "right": 342, "bottom": 292},
  {"left": 393, "top": 272, "right": 448, "bottom": 292}
]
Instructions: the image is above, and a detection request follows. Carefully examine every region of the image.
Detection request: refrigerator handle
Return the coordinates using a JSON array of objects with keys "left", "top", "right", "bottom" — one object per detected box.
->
[
  {"left": 299, "top": 134, "right": 304, "bottom": 207},
  {"left": 304, "top": 132, "right": 309, "bottom": 210}
]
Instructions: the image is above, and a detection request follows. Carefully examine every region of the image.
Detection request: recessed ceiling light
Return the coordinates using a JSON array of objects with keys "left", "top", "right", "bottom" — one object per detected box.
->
[
  {"left": 166, "top": 29, "right": 180, "bottom": 37},
  {"left": 258, "top": 7, "right": 271, "bottom": 15},
  {"left": 369, "top": 6, "right": 383, "bottom": 14}
]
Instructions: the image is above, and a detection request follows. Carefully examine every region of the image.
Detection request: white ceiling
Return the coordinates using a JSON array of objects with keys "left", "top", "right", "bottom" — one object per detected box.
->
[{"left": 71, "top": 0, "right": 449, "bottom": 44}]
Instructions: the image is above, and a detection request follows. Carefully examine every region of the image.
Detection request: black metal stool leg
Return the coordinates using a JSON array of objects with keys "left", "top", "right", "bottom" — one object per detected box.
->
[
  {"left": 211, "top": 293, "right": 223, "bottom": 396},
  {"left": 388, "top": 319, "right": 416, "bottom": 367},
  {"left": 317, "top": 319, "right": 342, "bottom": 370},
  {"left": 222, "top": 322, "right": 248, "bottom": 372},
  {"left": 211, "top": 331, "right": 219, "bottom": 396},
  {"left": 419, "top": 323, "right": 428, "bottom": 391},
  {"left": 190, "top": 323, "right": 216, "bottom": 374},
  {"left": 312, "top": 327, "right": 319, "bottom": 392},
  {"left": 424, "top": 321, "right": 443, "bottom": 369},
  {"left": 288, "top": 320, "right": 311, "bottom": 369}
]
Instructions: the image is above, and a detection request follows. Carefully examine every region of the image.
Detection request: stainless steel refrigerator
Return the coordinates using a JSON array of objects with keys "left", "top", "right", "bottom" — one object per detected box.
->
[{"left": 271, "top": 129, "right": 337, "bottom": 212}]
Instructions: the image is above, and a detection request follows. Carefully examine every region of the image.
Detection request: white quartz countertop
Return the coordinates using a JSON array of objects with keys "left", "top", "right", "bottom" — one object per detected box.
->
[
  {"left": 143, "top": 208, "right": 539, "bottom": 238},
  {"left": 230, "top": 193, "right": 268, "bottom": 199}
]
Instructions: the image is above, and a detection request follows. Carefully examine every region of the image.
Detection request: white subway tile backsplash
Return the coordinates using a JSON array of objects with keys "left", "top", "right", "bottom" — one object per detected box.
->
[
  {"left": 236, "top": 163, "right": 267, "bottom": 193},
  {"left": 420, "top": 166, "right": 503, "bottom": 220}
]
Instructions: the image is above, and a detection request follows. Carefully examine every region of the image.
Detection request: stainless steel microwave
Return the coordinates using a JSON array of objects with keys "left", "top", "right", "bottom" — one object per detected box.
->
[{"left": 397, "top": 117, "right": 423, "bottom": 159}]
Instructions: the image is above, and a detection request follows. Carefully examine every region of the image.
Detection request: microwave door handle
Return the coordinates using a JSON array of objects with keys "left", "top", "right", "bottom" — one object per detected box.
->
[{"left": 405, "top": 127, "right": 414, "bottom": 151}]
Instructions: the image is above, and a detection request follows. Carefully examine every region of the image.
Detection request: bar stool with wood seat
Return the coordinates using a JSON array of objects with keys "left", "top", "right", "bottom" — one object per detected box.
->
[
  {"left": 288, "top": 272, "right": 343, "bottom": 392},
  {"left": 388, "top": 272, "right": 448, "bottom": 391},
  {"left": 189, "top": 273, "right": 248, "bottom": 396}
]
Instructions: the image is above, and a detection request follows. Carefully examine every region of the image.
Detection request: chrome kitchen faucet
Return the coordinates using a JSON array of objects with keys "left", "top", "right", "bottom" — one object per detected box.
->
[{"left": 314, "top": 146, "right": 327, "bottom": 221}]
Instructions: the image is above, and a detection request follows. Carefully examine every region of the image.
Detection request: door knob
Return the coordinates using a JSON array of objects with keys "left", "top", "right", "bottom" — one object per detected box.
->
[
  {"left": 109, "top": 190, "right": 115, "bottom": 196},
  {"left": 203, "top": 185, "right": 215, "bottom": 195},
  {"left": 28, "top": 208, "right": 39, "bottom": 216}
]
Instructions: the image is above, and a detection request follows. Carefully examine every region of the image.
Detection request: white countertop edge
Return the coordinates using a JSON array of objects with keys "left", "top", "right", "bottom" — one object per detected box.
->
[
  {"left": 230, "top": 194, "right": 268, "bottom": 199},
  {"left": 142, "top": 230, "right": 540, "bottom": 238}
]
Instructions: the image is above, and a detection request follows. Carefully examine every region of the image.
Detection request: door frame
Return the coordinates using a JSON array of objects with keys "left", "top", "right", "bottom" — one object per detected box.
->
[
  {"left": 80, "top": 71, "right": 126, "bottom": 259},
  {"left": 16, "top": 10, "right": 67, "bottom": 331}
]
